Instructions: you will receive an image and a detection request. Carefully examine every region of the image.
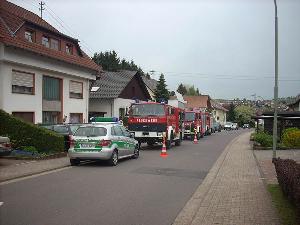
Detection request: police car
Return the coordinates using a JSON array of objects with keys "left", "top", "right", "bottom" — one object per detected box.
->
[{"left": 68, "top": 117, "right": 139, "bottom": 166}]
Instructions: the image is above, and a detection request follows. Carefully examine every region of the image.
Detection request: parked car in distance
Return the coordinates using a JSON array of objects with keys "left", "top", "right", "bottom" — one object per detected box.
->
[
  {"left": 68, "top": 117, "right": 139, "bottom": 166},
  {"left": 232, "top": 123, "right": 239, "bottom": 130},
  {"left": 0, "top": 136, "right": 12, "bottom": 156},
  {"left": 212, "top": 121, "right": 222, "bottom": 132},
  {"left": 224, "top": 122, "right": 233, "bottom": 130},
  {"left": 39, "top": 124, "right": 82, "bottom": 151},
  {"left": 243, "top": 124, "right": 250, "bottom": 129}
]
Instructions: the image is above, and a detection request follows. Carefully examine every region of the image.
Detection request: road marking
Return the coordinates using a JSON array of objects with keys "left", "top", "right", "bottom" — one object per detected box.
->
[{"left": 0, "top": 202, "right": 3, "bottom": 207}]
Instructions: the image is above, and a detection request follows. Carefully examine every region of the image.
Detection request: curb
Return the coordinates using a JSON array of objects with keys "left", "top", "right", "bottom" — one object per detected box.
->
[
  {"left": 5, "top": 152, "right": 67, "bottom": 160},
  {"left": 172, "top": 133, "right": 247, "bottom": 225},
  {"left": 0, "top": 164, "right": 70, "bottom": 184}
]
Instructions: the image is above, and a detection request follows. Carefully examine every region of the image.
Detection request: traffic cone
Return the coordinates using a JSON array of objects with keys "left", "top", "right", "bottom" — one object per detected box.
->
[
  {"left": 193, "top": 129, "right": 198, "bottom": 144},
  {"left": 160, "top": 136, "right": 168, "bottom": 157}
]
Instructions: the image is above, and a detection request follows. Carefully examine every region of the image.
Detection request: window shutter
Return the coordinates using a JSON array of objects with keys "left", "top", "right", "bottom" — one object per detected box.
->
[
  {"left": 70, "top": 81, "right": 82, "bottom": 94},
  {"left": 12, "top": 71, "right": 34, "bottom": 87}
]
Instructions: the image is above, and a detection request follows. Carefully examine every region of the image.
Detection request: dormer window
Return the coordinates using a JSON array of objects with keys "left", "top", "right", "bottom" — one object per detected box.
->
[
  {"left": 25, "top": 31, "right": 34, "bottom": 42},
  {"left": 50, "top": 38, "right": 59, "bottom": 50},
  {"left": 42, "top": 36, "right": 50, "bottom": 48},
  {"left": 66, "top": 44, "right": 73, "bottom": 55}
]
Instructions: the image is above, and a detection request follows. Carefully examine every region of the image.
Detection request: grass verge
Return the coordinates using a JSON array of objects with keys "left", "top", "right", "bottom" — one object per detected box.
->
[{"left": 267, "top": 184, "right": 297, "bottom": 225}]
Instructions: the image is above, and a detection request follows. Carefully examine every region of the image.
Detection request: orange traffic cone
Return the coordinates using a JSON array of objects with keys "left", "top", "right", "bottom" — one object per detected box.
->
[
  {"left": 160, "top": 136, "right": 168, "bottom": 157},
  {"left": 193, "top": 129, "right": 198, "bottom": 144}
]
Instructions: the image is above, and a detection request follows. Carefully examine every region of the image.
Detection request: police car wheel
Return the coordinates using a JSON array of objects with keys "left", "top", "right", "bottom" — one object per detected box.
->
[
  {"left": 108, "top": 150, "right": 118, "bottom": 166},
  {"left": 132, "top": 145, "right": 139, "bottom": 159},
  {"left": 70, "top": 158, "right": 80, "bottom": 166}
]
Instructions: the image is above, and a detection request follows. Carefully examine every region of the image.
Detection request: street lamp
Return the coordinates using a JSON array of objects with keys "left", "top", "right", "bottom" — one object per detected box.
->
[{"left": 272, "top": 0, "right": 279, "bottom": 160}]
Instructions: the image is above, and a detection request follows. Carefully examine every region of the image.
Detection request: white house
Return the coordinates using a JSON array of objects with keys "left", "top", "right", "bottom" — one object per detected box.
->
[
  {"left": 0, "top": 0, "right": 101, "bottom": 124},
  {"left": 89, "top": 70, "right": 151, "bottom": 119},
  {"left": 211, "top": 100, "right": 228, "bottom": 126},
  {"left": 168, "top": 92, "right": 187, "bottom": 109}
]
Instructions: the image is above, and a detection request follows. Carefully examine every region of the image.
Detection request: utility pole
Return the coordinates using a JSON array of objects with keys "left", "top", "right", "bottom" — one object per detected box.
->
[
  {"left": 39, "top": 1, "right": 45, "bottom": 19},
  {"left": 272, "top": 0, "right": 279, "bottom": 160}
]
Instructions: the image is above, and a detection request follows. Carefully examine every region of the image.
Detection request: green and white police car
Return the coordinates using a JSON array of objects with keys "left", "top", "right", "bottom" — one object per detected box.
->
[{"left": 68, "top": 117, "right": 139, "bottom": 166}]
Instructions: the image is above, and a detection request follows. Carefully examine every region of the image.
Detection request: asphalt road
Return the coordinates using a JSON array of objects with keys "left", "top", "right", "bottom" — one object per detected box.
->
[{"left": 0, "top": 129, "right": 248, "bottom": 225}]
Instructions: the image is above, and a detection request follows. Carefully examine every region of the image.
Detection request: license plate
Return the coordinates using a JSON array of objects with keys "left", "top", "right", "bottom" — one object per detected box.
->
[{"left": 81, "top": 143, "right": 94, "bottom": 148}]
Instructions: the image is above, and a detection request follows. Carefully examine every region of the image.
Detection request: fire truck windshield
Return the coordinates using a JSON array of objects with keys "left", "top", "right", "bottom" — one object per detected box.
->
[
  {"left": 185, "top": 112, "right": 195, "bottom": 121},
  {"left": 131, "top": 104, "right": 165, "bottom": 116}
]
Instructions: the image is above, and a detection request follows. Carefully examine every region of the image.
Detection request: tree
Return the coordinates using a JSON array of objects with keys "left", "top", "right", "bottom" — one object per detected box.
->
[
  {"left": 234, "top": 105, "right": 255, "bottom": 126},
  {"left": 227, "top": 103, "right": 236, "bottom": 122},
  {"left": 92, "top": 50, "right": 145, "bottom": 74},
  {"left": 177, "top": 83, "right": 187, "bottom": 95},
  {"left": 154, "top": 74, "right": 170, "bottom": 102}
]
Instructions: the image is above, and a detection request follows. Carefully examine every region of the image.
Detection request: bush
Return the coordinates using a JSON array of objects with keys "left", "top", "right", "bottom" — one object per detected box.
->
[
  {"left": 253, "top": 132, "right": 273, "bottom": 147},
  {"left": 0, "top": 110, "right": 64, "bottom": 153},
  {"left": 281, "top": 128, "right": 300, "bottom": 149},
  {"left": 273, "top": 158, "right": 300, "bottom": 223}
]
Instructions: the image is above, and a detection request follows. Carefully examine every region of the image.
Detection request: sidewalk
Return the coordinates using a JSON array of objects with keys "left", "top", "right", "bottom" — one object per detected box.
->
[
  {"left": 173, "top": 132, "right": 280, "bottom": 225},
  {"left": 0, "top": 157, "right": 70, "bottom": 182}
]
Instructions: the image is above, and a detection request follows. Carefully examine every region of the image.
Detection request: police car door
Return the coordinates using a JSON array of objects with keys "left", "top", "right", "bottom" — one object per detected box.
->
[
  {"left": 113, "top": 125, "right": 127, "bottom": 157},
  {"left": 120, "top": 126, "right": 134, "bottom": 156}
]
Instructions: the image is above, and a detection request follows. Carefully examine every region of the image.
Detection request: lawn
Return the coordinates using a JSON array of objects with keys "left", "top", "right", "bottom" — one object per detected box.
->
[{"left": 267, "top": 184, "right": 298, "bottom": 225}]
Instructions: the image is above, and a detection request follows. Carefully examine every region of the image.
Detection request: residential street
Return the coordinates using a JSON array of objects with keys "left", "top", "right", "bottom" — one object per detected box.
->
[{"left": 0, "top": 130, "right": 246, "bottom": 225}]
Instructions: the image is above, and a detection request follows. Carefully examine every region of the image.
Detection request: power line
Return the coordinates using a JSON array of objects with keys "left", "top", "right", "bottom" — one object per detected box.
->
[
  {"left": 148, "top": 70, "right": 300, "bottom": 82},
  {"left": 44, "top": 3, "right": 95, "bottom": 55},
  {"left": 22, "top": 0, "right": 95, "bottom": 55}
]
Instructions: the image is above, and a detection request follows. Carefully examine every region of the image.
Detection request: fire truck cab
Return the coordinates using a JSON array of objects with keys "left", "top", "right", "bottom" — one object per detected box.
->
[
  {"left": 128, "top": 102, "right": 184, "bottom": 149},
  {"left": 184, "top": 111, "right": 203, "bottom": 140}
]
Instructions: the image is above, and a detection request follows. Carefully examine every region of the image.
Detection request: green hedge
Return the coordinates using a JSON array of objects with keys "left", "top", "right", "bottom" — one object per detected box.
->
[
  {"left": 253, "top": 131, "right": 273, "bottom": 147},
  {"left": 0, "top": 110, "right": 64, "bottom": 153},
  {"left": 282, "top": 128, "right": 300, "bottom": 149}
]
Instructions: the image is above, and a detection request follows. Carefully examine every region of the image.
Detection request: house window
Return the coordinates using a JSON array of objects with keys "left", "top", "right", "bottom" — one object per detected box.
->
[
  {"left": 43, "top": 76, "right": 60, "bottom": 100},
  {"left": 12, "top": 112, "right": 34, "bottom": 123},
  {"left": 70, "top": 81, "right": 83, "bottom": 99},
  {"left": 66, "top": 44, "right": 73, "bottom": 55},
  {"left": 50, "top": 38, "right": 59, "bottom": 50},
  {"left": 42, "top": 36, "right": 50, "bottom": 48},
  {"left": 25, "top": 31, "right": 34, "bottom": 42},
  {"left": 12, "top": 70, "right": 34, "bottom": 95}
]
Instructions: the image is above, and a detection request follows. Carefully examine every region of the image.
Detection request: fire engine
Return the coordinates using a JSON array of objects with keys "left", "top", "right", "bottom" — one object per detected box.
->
[
  {"left": 128, "top": 102, "right": 184, "bottom": 149},
  {"left": 184, "top": 110, "right": 203, "bottom": 140}
]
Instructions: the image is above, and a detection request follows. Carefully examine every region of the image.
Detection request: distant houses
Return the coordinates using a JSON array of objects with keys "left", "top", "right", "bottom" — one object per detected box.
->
[
  {"left": 0, "top": 0, "right": 101, "bottom": 124},
  {"left": 183, "top": 95, "right": 227, "bottom": 125}
]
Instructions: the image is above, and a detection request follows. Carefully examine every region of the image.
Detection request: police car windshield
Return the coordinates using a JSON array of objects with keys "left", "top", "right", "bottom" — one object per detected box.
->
[
  {"left": 75, "top": 127, "right": 107, "bottom": 137},
  {"left": 185, "top": 112, "right": 195, "bottom": 121},
  {"left": 131, "top": 104, "right": 165, "bottom": 116}
]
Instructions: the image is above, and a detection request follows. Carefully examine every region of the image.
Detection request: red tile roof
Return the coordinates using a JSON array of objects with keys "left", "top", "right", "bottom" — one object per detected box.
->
[
  {"left": 184, "top": 95, "right": 212, "bottom": 110},
  {"left": 0, "top": 0, "right": 101, "bottom": 73}
]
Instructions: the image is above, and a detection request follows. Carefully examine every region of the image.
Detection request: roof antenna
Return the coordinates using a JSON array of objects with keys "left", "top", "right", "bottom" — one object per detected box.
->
[{"left": 39, "top": 1, "right": 45, "bottom": 19}]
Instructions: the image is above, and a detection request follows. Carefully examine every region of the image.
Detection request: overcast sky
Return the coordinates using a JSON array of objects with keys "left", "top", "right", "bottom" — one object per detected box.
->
[{"left": 10, "top": 0, "right": 300, "bottom": 100}]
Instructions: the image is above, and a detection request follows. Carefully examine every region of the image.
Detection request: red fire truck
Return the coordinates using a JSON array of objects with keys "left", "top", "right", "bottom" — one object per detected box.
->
[
  {"left": 184, "top": 110, "right": 204, "bottom": 140},
  {"left": 128, "top": 102, "right": 184, "bottom": 149}
]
